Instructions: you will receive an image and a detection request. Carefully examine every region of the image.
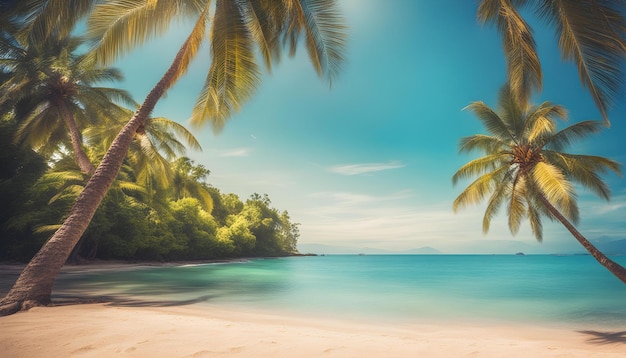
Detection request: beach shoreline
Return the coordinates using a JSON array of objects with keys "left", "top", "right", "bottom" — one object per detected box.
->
[
  {"left": 1, "top": 302, "right": 624, "bottom": 357},
  {"left": 2, "top": 260, "right": 625, "bottom": 357}
]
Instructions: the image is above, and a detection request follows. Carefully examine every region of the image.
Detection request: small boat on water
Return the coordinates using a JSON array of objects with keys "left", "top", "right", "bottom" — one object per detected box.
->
[{"left": 515, "top": 252, "right": 525, "bottom": 256}]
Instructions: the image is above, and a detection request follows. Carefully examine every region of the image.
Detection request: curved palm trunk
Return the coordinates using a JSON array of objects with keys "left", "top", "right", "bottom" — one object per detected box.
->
[
  {"left": 0, "top": 28, "right": 199, "bottom": 317},
  {"left": 539, "top": 195, "right": 626, "bottom": 284},
  {"left": 56, "top": 99, "right": 95, "bottom": 175}
]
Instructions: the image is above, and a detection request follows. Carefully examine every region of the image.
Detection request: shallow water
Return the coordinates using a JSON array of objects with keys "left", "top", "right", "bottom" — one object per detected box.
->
[{"left": 51, "top": 255, "right": 626, "bottom": 327}]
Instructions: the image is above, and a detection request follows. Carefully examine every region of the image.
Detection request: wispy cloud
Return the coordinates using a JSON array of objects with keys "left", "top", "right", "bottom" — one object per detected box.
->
[
  {"left": 297, "top": 190, "right": 574, "bottom": 253},
  {"left": 329, "top": 161, "right": 405, "bottom": 175},
  {"left": 218, "top": 148, "right": 252, "bottom": 157}
]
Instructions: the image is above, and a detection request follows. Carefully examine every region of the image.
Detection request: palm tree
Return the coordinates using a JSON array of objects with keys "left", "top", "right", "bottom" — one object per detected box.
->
[
  {"left": 477, "top": 0, "right": 625, "bottom": 122},
  {"left": 85, "top": 106, "right": 202, "bottom": 193},
  {"left": 0, "top": 0, "right": 346, "bottom": 315},
  {"left": 170, "top": 157, "right": 214, "bottom": 213},
  {"left": 0, "top": 31, "right": 134, "bottom": 174},
  {"left": 452, "top": 84, "right": 626, "bottom": 283}
]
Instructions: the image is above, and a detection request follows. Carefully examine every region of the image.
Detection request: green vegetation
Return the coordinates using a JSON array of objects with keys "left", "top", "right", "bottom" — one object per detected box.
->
[
  {"left": 477, "top": 0, "right": 624, "bottom": 123},
  {"left": 1, "top": 0, "right": 343, "bottom": 315},
  {"left": 452, "top": 83, "right": 626, "bottom": 283},
  {"left": 0, "top": 30, "right": 298, "bottom": 263},
  {"left": 1, "top": 0, "right": 623, "bottom": 317}
]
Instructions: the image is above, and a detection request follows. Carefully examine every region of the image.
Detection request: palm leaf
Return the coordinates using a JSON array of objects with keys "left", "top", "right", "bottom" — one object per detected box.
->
[
  {"left": 288, "top": 0, "right": 347, "bottom": 85},
  {"left": 453, "top": 166, "right": 509, "bottom": 212},
  {"left": 33, "top": 224, "right": 62, "bottom": 235},
  {"left": 150, "top": 117, "right": 202, "bottom": 151},
  {"left": 452, "top": 153, "right": 511, "bottom": 185},
  {"left": 477, "top": 0, "right": 542, "bottom": 106},
  {"left": 530, "top": 161, "right": 578, "bottom": 223},
  {"left": 190, "top": 0, "right": 260, "bottom": 130},
  {"left": 14, "top": 101, "right": 64, "bottom": 148},
  {"left": 535, "top": 0, "right": 625, "bottom": 123},
  {"left": 542, "top": 120, "right": 606, "bottom": 151},
  {"left": 507, "top": 174, "right": 527, "bottom": 235},
  {"left": 482, "top": 175, "right": 512, "bottom": 233},
  {"left": 464, "top": 101, "right": 517, "bottom": 143},
  {"left": 88, "top": 0, "right": 188, "bottom": 65},
  {"left": 49, "top": 184, "right": 84, "bottom": 204},
  {"left": 116, "top": 181, "right": 148, "bottom": 196},
  {"left": 239, "top": 0, "right": 282, "bottom": 71},
  {"left": 26, "top": 0, "right": 95, "bottom": 42},
  {"left": 191, "top": 185, "right": 214, "bottom": 213},
  {"left": 525, "top": 195, "right": 543, "bottom": 242},
  {"left": 497, "top": 83, "right": 525, "bottom": 138},
  {"left": 544, "top": 151, "right": 621, "bottom": 200},
  {"left": 523, "top": 102, "right": 565, "bottom": 143},
  {"left": 458, "top": 134, "right": 507, "bottom": 154}
]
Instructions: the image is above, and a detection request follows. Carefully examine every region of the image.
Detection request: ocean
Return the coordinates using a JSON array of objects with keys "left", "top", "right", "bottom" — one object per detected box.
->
[{"left": 52, "top": 255, "right": 626, "bottom": 327}]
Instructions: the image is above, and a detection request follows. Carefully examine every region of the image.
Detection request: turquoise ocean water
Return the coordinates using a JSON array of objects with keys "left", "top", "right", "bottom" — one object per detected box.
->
[{"left": 53, "top": 255, "right": 626, "bottom": 327}]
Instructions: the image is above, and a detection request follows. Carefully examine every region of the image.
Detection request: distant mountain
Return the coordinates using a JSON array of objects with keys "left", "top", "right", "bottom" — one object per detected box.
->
[
  {"left": 444, "top": 239, "right": 545, "bottom": 255},
  {"left": 297, "top": 243, "right": 442, "bottom": 255},
  {"left": 298, "top": 238, "right": 626, "bottom": 256}
]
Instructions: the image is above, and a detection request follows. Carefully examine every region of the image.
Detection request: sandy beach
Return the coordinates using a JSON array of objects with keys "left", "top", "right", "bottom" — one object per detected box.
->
[
  {"left": 2, "top": 262, "right": 625, "bottom": 357},
  {"left": 0, "top": 302, "right": 624, "bottom": 358}
]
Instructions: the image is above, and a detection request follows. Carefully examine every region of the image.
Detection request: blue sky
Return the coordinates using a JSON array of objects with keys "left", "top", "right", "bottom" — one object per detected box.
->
[{"left": 105, "top": 0, "right": 625, "bottom": 254}]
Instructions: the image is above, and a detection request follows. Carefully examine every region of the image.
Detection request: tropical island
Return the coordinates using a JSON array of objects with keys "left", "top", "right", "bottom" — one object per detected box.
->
[{"left": 1, "top": 1, "right": 626, "bottom": 357}]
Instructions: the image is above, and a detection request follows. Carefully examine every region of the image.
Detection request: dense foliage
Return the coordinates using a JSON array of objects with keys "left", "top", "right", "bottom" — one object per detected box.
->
[
  {"left": 0, "top": 36, "right": 300, "bottom": 263},
  {"left": 0, "top": 118, "right": 300, "bottom": 262}
]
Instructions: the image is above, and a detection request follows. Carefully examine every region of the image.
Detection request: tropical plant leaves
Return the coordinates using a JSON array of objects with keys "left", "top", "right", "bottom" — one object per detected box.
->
[{"left": 454, "top": 82, "right": 619, "bottom": 240}]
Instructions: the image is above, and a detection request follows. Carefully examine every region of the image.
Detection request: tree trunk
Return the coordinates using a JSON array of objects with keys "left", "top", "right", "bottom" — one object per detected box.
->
[
  {"left": 538, "top": 195, "right": 626, "bottom": 284},
  {"left": 56, "top": 98, "right": 95, "bottom": 175},
  {"left": 0, "top": 29, "right": 199, "bottom": 317}
]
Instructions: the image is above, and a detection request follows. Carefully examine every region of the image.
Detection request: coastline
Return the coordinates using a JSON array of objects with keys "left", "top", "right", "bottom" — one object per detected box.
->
[
  {"left": 1, "top": 302, "right": 624, "bottom": 357},
  {"left": 0, "top": 258, "right": 258, "bottom": 295},
  {"left": 2, "top": 260, "right": 625, "bottom": 357}
]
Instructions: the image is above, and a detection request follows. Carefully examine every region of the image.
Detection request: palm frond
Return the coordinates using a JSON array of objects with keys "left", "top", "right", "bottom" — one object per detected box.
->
[
  {"left": 478, "top": 0, "right": 542, "bottom": 106},
  {"left": 150, "top": 117, "right": 202, "bottom": 151},
  {"left": 459, "top": 134, "right": 508, "bottom": 154},
  {"left": 482, "top": 177, "right": 511, "bottom": 233},
  {"left": 116, "top": 181, "right": 148, "bottom": 196},
  {"left": 190, "top": 0, "right": 261, "bottom": 131},
  {"left": 192, "top": 186, "right": 214, "bottom": 213},
  {"left": 14, "top": 101, "right": 58, "bottom": 147},
  {"left": 497, "top": 83, "right": 526, "bottom": 138},
  {"left": 78, "top": 86, "right": 137, "bottom": 116},
  {"left": 453, "top": 166, "right": 509, "bottom": 212},
  {"left": 542, "top": 120, "right": 606, "bottom": 151},
  {"left": 523, "top": 102, "right": 565, "bottom": 143},
  {"left": 164, "top": 1, "right": 210, "bottom": 92},
  {"left": 507, "top": 174, "right": 527, "bottom": 235},
  {"left": 42, "top": 170, "right": 86, "bottom": 183},
  {"left": 531, "top": 161, "right": 578, "bottom": 223},
  {"left": 131, "top": 147, "right": 173, "bottom": 189},
  {"left": 48, "top": 184, "right": 85, "bottom": 204},
  {"left": 239, "top": 0, "right": 282, "bottom": 71},
  {"left": 535, "top": 0, "right": 625, "bottom": 123},
  {"left": 289, "top": 0, "right": 347, "bottom": 85},
  {"left": 33, "top": 224, "right": 62, "bottom": 234},
  {"left": 26, "top": 0, "right": 96, "bottom": 43},
  {"left": 452, "top": 153, "right": 511, "bottom": 185},
  {"left": 525, "top": 195, "right": 543, "bottom": 242},
  {"left": 88, "top": 0, "right": 185, "bottom": 65},
  {"left": 544, "top": 151, "right": 621, "bottom": 200},
  {"left": 463, "top": 101, "right": 517, "bottom": 143}
]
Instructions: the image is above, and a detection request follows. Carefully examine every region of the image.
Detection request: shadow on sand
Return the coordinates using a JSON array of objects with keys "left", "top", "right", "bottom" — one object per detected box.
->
[
  {"left": 52, "top": 293, "right": 216, "bottom": 308},
  {"left": 578, "top": 330, "right": 626, "bottom": 345}
]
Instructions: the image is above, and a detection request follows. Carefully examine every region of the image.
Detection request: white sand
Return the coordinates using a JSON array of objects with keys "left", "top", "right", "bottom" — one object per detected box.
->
[{"left": 1, "top": 303, "right": 624, "bottom": 357}]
